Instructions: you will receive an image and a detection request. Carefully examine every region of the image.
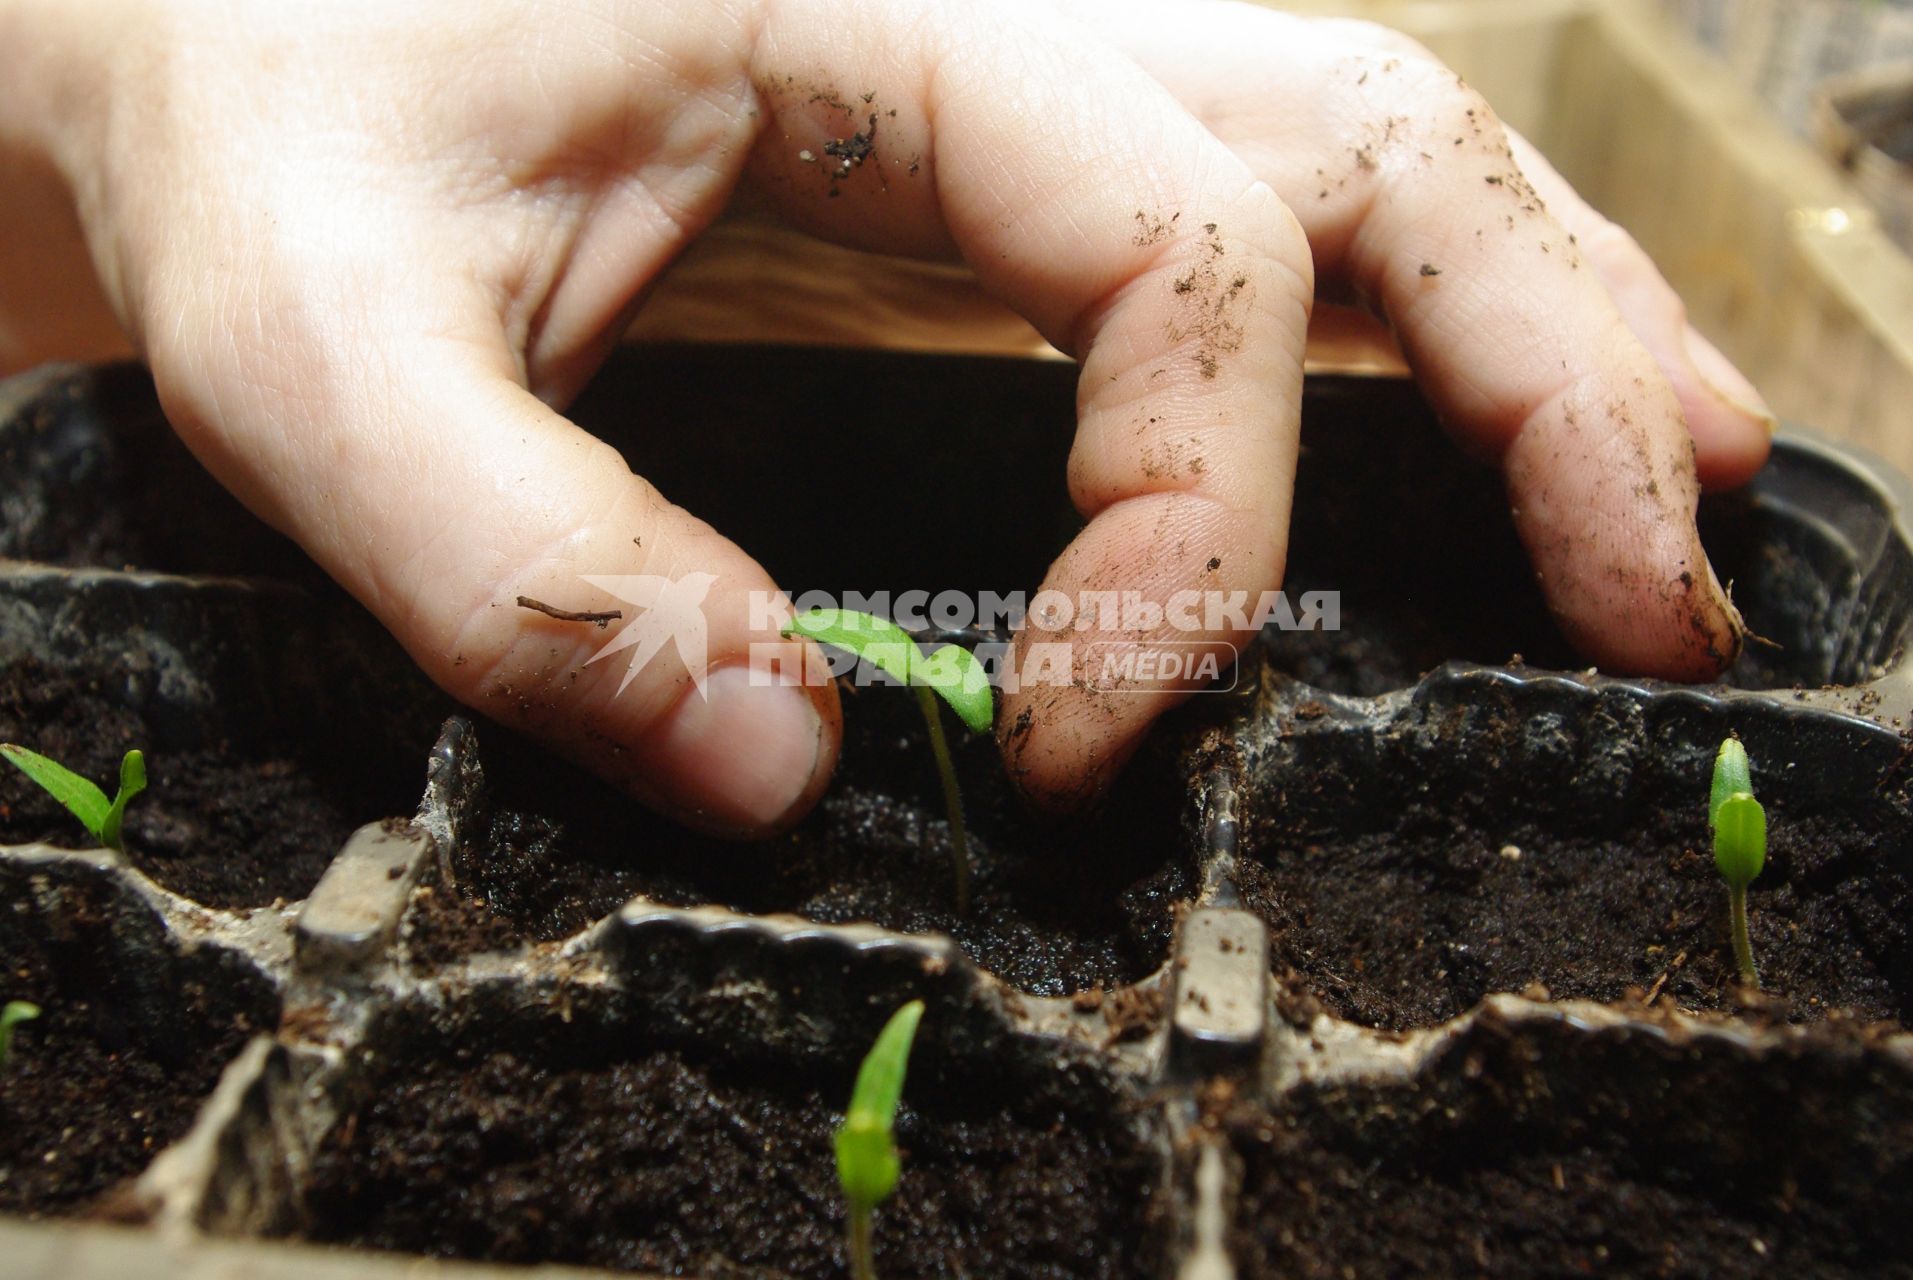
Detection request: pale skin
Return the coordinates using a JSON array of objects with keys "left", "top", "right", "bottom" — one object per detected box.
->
[{"left": 0, "top": 0, "right": 1770, "bottom": 832}]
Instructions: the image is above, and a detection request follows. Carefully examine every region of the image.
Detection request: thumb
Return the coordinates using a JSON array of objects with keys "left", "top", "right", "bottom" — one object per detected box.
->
[{"left": 152, "top": 317, "right": 839, "bottom": 837}]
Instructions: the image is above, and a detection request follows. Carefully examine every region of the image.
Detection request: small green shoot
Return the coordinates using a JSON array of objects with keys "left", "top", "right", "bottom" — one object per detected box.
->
[
  {"left": 782, "top": 609, "right": 993, "bottom": 913},
  {"left": 0, "top": 1000, "right": 40, "bottom": 1071},
  {"left": 835, "top": 1000, "right": 925, "bottom": 1280},
  {"left": 1709, "top": 737, "right": 1767, "bottom": 987},
  {"left": 0, "top": 745, "right": 146, "bottom": 853}
]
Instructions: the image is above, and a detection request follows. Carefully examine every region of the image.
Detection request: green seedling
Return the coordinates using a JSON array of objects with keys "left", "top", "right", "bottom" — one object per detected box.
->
[
  {"left": 1709, "top": 737, "right": 1767, "bottom": 987},
  {"left": 835, "top": 1000, "right": 925, "bottom": 1280},
  {"left": 0, "top": 745, "right": 146, "bottom": 854},
  {"left": 0, "top": 1000, "right": 40, "bottom": 1071},
  {"left": 782, "top": 609, "right": 993, "bottom": 913}
]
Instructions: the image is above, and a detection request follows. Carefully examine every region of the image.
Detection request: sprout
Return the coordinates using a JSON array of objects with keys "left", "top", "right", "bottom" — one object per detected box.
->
[
  {"left": 782, "top": 609, "right": 993, "bottom": 913},
  {"left": 1709, "top": 737, "right": 1766, "bottom": 987},
  {"left": 0, "top": 1000, "right": 40, "bottom": 1071},
  {"left": 835, "top": 1000, "right": 925, "bottom": 1280},
  {"left": 0, "top": 745, "right": 146, "bottom": 854}
]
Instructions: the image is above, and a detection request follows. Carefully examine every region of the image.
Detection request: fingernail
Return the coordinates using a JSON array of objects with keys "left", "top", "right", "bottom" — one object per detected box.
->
[
  {"left": 1713, "top": 564, "right": 1747, "bottom": 655},
  {"left": 654, "top": 662, "right": 825, "bottom": 833},
  {"left": 1685, "top": 327, "right": 1777, "bottom": 434}
]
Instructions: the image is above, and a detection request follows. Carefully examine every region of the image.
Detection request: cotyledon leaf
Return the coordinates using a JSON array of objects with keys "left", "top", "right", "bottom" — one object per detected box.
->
[
  {"left": 1713, "top": 791, "right": 1767, "bottom": 891},
  {"left": 783, "top": 609, "right": 994, "bottom": 733}
]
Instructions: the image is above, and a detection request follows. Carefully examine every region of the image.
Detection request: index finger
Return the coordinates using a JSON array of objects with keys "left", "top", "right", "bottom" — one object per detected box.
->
[
  {"left": 743, "top": 0, "right": 1315, "bottom": 810},
  {"left": 1060, "top": 0, "right": 1748, "bottom": 681}
]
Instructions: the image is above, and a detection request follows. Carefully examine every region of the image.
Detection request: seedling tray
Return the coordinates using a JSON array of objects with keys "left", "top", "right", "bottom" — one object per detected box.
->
[{"left": 1, "top": 347, "right": 1909, "bottom": 1277}]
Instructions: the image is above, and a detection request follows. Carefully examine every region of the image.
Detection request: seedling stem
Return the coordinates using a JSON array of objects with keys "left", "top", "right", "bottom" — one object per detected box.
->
[
  {"left": 1729, "top": 880, "right": 1756, "bottom": 985},
  {"left": 914, "top": 684, "right": 971, "bottom": 914},
  {"left": 783, "top": 610, "right": 993, "bottom": 914},
  {"left": 848, "top": 1209, "right": 875, "bottom": 1280}
]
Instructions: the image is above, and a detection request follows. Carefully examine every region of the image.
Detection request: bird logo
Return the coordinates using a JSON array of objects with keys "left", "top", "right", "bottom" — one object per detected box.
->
[{"left": 579, "top": 573, "right": 719, "bottom": 698}]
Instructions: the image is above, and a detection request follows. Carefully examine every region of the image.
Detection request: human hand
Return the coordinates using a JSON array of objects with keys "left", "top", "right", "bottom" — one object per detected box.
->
[
  {"left": 999, "top": 1, "right": 1773, "bottom": 805},
  {"left": 0, "top": 0, "right": 1766, "bottom": 829}
]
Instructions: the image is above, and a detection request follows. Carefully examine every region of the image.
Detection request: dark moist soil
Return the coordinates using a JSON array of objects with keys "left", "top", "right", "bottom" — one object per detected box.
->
[
  {"left": 1228, "top": 1014, "right": 1913, "bottom": 1279},
  {"left": 0, "top": 657, "right": 427, "bottom": 908},
  {"left": 1239, "top": 795, "right": 1911, "bottom": 1032},
  {"left": 304, "top": 1021, "right": 1164, "bottom": 1278},
  {"left": 403, "top": 698, "right": 1195, "bottom": 996},
  {"left": 0, "top": 878, "right": 278, "bottom": 1215}
]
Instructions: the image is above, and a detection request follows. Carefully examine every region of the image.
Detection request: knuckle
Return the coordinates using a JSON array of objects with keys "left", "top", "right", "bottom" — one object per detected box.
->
[
  {"left": 1581, "top": 217, "right": 1655, "bottom": 279},
  {"left": 1581, "top": 217, "right": 1687, "bottom": 323},
  {"left": 1420, "top": 70, "right": 1503, "bottom": 138},
  {"left": 1580, "top": 216, "right": 1641, "bottom": 260},
  {"left": 1347, "top": 54, "right": 1504, "bottom": 162},
  {"left": 1232, "top": 180, "right": 1315, "bottom": 301},
  {"left": 1250, "top": 179, "right": 1313, "bottom": 263}
]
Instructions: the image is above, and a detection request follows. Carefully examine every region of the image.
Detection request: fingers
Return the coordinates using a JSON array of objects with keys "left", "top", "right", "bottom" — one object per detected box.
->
[
  {"left": 1065, "top": 0, "right": 1748, "bottom": 679},
  {"left": 56, "top": 0, "right": 844, "bottom": 837},
  {"left": 743, "top": 0, "right": 1313, "bottom": 809},
  {"left": 1172, "top": 8, "right": 1775, "bottom": 481},
  {"left": 84, "top": 0, "right": 1309, "bottom": 826},
  {"left": 1504, "top": 131, "right": 1774, "bottom": 487},
  {"left": 1325, "top": 72, "right": 1746, "bottom": 677},
  {"left": 145, "top": 283, "right": 838, "bottom": 838},
  {"left": 81, "top": 0, "right": 1755, "bottom": 842}
]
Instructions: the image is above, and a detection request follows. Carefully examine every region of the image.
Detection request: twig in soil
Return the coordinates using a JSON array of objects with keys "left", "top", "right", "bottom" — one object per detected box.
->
[
  {"left": 515, "top": 596, "right": 623, "bottom": 628},
  {"left": 1643, "top": 950, "right": 1686, "bottom": 1006}
]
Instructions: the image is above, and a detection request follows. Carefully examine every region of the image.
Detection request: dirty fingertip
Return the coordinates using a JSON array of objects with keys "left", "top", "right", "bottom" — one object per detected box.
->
[
  {"left": 1708, "top": 563, "right": 1749, "bottom": 666},
  {"left": 1563, "top": 554, "right": 1745, "bottom": 683},
  {"left": 1680, "top": 557, "right": 1748, "bottom": 680},
  {"left": 998, "top": 683, "right": 1146, "bottom": 818}
]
